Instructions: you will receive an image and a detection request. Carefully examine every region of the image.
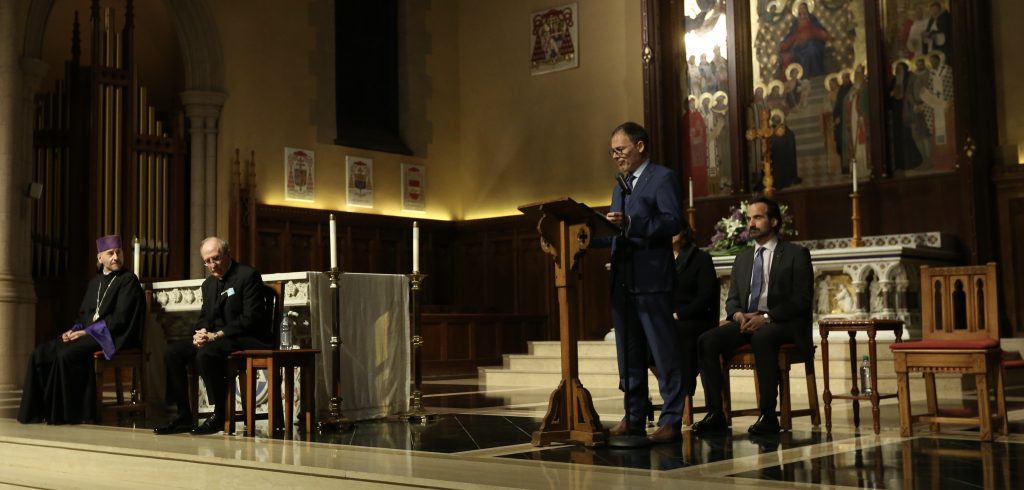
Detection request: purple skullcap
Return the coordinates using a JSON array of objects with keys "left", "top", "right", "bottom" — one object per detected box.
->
[{"left": 95, "top": 235, "right": 122, "bottom": 253}]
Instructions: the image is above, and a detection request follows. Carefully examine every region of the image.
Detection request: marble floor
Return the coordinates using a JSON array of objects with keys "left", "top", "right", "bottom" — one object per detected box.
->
[{"left": 2, "top": 378, "right": 1024, "bottom": 489}]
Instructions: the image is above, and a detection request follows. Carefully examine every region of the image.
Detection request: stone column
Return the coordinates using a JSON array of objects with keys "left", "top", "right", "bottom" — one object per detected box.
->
[
  {"left": 181, "top": 91, "right": 226, "bottom": 278},
  {"left": 0, "top": 0, "right": 45, "bottom": 390}
]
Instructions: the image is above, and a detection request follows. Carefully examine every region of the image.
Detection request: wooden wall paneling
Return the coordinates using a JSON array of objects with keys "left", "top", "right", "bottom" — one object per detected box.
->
[
  {"left": 489, "top": 234, "right": 516, "bottom": 313},
  {"left": 255, "top": 228, "right": 285, "bottom": 274},
  {"left": 474, "top": 319, "right": 500, "bottom": 362},
  {"left": 346, "top": 226, "right": 375, "bottom": 273},
  {"left": 287, "top": 229, "right": 316, "bottom": 272},
  {"left": 421, "top": 320, "right": 444, "bottom": 363},
  {"left": 453, "top": 239, "right": 486, "bottom": 310},
  {"left": 445, "top": 319, "right": 472, "bottom": 361},
  {"left": 377, "top": 232, "right": 399, "bottom": 275}
]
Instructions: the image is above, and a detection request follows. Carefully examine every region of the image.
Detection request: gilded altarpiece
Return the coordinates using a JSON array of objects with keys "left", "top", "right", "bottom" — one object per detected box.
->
[
  {"left": 748, "top": 0, "right": 870, "bottom": 191},
  {"left": 668, "top": 0, "right": 962, "bottom": 200}
]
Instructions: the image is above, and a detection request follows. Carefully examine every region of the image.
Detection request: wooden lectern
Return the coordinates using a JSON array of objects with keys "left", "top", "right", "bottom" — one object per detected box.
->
[{"left": 518, "top": 197, "right": 619, "bottom": 446}]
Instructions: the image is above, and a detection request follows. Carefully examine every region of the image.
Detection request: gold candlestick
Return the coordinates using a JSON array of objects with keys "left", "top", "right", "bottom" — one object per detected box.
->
[
  {"left": 850, "top": 192, "right": 865, "bottom": 248},
  {"left": 686, "top": 207, "right": 696, "bottom": 232}
]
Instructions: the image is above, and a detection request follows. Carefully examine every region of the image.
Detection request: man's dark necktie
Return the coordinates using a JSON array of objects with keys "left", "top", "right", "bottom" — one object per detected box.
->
[
  {"left": 747, "top": 247, "right": 765, "bottom": 313},
  {"left": 627, "top": 174, "right": 636, "bottom": 191}
]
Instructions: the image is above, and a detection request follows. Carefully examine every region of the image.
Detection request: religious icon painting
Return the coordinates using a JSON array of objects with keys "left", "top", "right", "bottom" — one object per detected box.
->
[
  {"left": 680, "top": 0, "right": 733, "bottom": 198},
  {"left": 284, "top": 147, "right": 315, "bottom": 202},
  {"left": 401, "top": 163, "right": 426, "bottom": 212},
  {"left": 882, "top": 0, "right": 956, "bottom": 177},
  {"left": 530, "top": 3, "right": 578, "bottom": 76},
  {"left": 345, "top": 156, "right": 374, "bottom": 208},
  {"left": 747, "top": 0, "right": 869, "bottom": 191}
]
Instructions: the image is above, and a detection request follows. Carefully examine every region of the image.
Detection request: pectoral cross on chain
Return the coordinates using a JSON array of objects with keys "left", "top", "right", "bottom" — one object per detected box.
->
[{"left": 745, "top": 109, "right": 786, "bottom": 198}]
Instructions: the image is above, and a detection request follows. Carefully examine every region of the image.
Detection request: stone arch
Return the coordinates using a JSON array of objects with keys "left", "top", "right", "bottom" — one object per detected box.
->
[{"left": 22, "top": 0, "right": 224, "bottom": 92}]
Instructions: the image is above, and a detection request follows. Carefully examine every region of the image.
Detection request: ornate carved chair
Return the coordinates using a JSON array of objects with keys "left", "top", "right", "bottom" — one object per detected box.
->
[
  {"left": 889, "top": 263, "right": 1007, "bottom": 441},
  {"left": 224, "top": 282, "right": 319, "bottom": 437},
  {"left": 93, "top": 289, "right": 151, "bottom": 421},
  {"left": 721, "top": 343, "right": 821, "bottom": 431}
]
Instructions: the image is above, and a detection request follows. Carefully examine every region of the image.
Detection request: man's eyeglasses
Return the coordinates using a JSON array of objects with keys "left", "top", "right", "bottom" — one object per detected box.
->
[
  {"left": 202, "top": 255, "right": 224, "bottom": 266},
  {"left": 608, "top": 144, "right": 634, "bottom": 158}
]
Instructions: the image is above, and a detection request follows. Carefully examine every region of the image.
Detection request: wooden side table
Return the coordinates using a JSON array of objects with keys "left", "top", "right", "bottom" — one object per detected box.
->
[{"left": 818, "top": 318, "right": 904, "bottom": 434}]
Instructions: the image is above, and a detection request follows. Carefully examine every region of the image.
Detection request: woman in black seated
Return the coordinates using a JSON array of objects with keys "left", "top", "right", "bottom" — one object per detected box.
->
[{"left": 671, "top": 223, "right": 719, "bottom": 401}]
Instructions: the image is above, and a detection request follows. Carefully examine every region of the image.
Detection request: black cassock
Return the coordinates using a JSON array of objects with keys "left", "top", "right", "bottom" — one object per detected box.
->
[{"left": 18, "top": 268, "right": 145, "bottom": 424}]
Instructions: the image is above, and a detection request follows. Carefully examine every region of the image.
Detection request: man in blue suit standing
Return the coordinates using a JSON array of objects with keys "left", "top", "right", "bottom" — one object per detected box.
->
[{"left": 604, "top": 122, "right": 685, "bottom": 443}]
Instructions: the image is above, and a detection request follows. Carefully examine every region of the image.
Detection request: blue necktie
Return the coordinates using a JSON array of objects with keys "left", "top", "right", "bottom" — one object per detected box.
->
[
  {"left": 748, "top": 247, "right": 765, "bottom": 313},
  {"left": 627, "top": 174, "right": 636, "bottom": 191}
]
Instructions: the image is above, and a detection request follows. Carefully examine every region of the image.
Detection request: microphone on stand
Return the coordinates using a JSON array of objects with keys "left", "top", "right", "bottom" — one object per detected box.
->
[{"left": 616, "top": 172, "right": 632, "bottom": 195}]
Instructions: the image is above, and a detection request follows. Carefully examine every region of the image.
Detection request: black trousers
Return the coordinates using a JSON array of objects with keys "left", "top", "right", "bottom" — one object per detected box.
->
[
  {"left": 697, "top": 321, "right": 795, "bottom": 414},
  {"left": 163, "top": 335, "right": 270, "bottom": 419}
]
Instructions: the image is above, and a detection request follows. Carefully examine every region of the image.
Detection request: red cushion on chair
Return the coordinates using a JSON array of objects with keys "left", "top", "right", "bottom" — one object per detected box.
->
[
  {"left": 889, "top": 339, "right": 999, "bottom": 350},
  {"left": 1002, "top": 359, "right": 1024, "bottom": 369}
]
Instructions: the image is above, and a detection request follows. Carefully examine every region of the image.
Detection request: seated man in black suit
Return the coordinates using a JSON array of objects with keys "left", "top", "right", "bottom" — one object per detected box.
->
[
  {"left": 154, "top": 236, "right": 271, "bottom": 435},
  {"left": 671, "top": 223, "right": 719, "bottom": 405},
  {"left": 692, "top": 197, "right": 813, "bottom": 435}
]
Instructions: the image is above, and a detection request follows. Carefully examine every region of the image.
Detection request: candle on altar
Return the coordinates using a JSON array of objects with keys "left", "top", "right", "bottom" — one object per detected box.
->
[
  {"left": 133, "top": 237, "right": 140, "bottom": 271},
  {"left": 688, "top": 177, "right": 694, "bottom": 208},
  {"left": 329, "top": 214, "right": 338, "bottom": 269},
  {"left": 852, "top": 158, "right": 858, "bottom": 193},
  {"left": 412, "top": 221, "right": 420, "bottom": 272}
]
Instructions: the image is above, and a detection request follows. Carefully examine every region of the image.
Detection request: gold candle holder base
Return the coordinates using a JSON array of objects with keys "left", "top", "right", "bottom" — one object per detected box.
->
[{"left": 850, "top": 192, "right": 865, "bottom": 248}]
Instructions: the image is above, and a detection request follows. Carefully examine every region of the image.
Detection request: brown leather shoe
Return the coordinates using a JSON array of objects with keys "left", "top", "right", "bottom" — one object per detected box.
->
[
  {"left": 647, "top": 423, "right": 682, "bottom": 444},
  {"left": 610, "top": 417, "right": 626, "bottom": 437},
  {"left": 608, "top": 418, "right": 645, "bottom": 437}
]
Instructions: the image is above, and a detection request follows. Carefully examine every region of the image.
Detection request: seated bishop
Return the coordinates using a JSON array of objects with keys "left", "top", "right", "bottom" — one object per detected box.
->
[{"left": 18, "top": 234, "right": 145, "bottom": 425}]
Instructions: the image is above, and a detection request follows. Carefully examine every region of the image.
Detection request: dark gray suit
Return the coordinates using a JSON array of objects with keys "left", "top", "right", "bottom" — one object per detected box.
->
[{"left": 698, "top": 240, "right": 813, "bottom": 414}]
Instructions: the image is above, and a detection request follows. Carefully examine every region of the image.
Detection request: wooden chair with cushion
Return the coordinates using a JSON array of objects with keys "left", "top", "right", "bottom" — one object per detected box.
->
[
  {"left": 93, "top": 289, "right": 151, "bottom": 421},
  {"left": 224, "top": 282, "right": 319, "bottom": 437},
  {"left": 722, "top": 343, "right": 821, "bottom": 431},
  {"left": 889, "top": 263, "right": 1007, "bottom": 441}
]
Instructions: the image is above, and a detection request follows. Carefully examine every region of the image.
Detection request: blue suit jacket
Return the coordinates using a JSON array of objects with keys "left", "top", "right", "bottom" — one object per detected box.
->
[{"left": 603, "top": 162, "right": 683, "bottom": 294}]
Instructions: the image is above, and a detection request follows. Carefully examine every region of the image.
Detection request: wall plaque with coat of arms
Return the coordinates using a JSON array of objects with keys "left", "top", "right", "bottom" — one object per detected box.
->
[
  {"left": 530, "top": 3, "right": 578, "bottom": 75},
  {"left": 284, "top": 147, "right": 315, "bottom": 202},
  {"left": 345, "top": 155, "right": 374, "bottom": 208},
  {"left": 401, "top": 163, "right": 426, "bottom": 212}
]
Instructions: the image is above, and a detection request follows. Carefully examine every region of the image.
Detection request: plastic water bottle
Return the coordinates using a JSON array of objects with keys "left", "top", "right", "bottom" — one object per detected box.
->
[
  {"left": 279, "top": 313, "right": 293, "bottom": 349},
  {"left": 860, "top": 355, "right": 873, "bottom": 397}
]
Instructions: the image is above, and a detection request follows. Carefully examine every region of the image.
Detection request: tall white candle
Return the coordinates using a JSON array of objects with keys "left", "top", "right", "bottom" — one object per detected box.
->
[
  {"left": 329, "top": 214, "right": 338, "bottom": 269},
  {"left": 412, "top": 221, "right": 420, "bottom": 272},
  {"left": 133, "top": 237, "right": 141, "bottom": 272},
  {"left": 688, "top": 177, "right": 694, "bottom": 208},
  {"left": 852, "top": 158, "right": 858, "bottom": 193}
]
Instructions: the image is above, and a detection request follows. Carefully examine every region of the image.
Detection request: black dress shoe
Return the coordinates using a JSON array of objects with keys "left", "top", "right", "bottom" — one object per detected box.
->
[
  {"left": 747, "top": 414, "right": 781, "bottom": 435},
  {"left": 153, "top": 416, "right": 194, "bottom": 435},
  {"left": 189, "top": 416, "right": 224, "bottom": 435},
  {"left": 691, "top": 410, "right": 728, "bottom": 434}
]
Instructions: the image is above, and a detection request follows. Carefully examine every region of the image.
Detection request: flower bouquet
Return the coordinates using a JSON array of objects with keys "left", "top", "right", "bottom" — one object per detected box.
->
[{"left": 707, "top": 200, "right": 798, "bottom": 255}]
